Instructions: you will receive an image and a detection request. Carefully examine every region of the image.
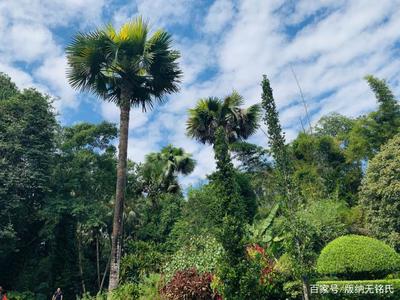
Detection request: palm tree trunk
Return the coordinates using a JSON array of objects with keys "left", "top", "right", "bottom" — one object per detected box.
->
[{"left": 108, "top": 100, "right": 130, "bottom": 291}]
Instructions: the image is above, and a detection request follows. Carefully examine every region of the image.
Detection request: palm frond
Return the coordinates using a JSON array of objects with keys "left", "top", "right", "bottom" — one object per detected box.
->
[
  {"left": 66, "top": 16, "right": 182, "bottom": 110},
  {"left": 187, "top": 93, "right": 261, "bottom": 144},
  {"left": 186, "top": 97, "right": 222, "bottom": 144}
]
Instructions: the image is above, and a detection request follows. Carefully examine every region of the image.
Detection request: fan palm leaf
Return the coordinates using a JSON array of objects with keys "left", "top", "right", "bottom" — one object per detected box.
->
[{"left": 186, "top": 92, "right": 261, "bottom": 145}]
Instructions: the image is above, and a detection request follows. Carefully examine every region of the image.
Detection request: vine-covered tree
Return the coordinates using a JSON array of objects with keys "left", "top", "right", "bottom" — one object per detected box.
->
[{"left": 186, "top": 92, "right": 260, "bottom": 298}]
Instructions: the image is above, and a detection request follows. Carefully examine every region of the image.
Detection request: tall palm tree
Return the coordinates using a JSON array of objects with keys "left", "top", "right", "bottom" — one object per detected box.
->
[
  {"left": 66, "top": 17, "right": 182, "bottom": 290},
  {"left": 187, "top": 91, "right": 261, "bottom": 147}
]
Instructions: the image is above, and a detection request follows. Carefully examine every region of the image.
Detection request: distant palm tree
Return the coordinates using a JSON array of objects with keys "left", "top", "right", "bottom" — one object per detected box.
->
[
  {"left": 144, "top": 145, "right": 196, "bottom": 194},
  {"left": 66, "top": 17, "right": 182, "bottom": 290},
  {"left": 187, "top": 91, "right": 261, "bottom": 148}
]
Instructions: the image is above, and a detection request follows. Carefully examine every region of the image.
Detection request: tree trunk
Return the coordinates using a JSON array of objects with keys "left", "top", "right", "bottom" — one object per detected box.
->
[
  {"left": 96, "top": 232, "right": 101, "bottom": 289},
  {"left": 100, "top": 254, "right": 111, "bottom": 294},
  {"left": 302, "top": 277, "right": 310, "bottom": 300},
  {"left": 77, "top": 228, "right": 86, "bottom": 294},
  {"left": 108, "top": 100, "right": 130, "bottom": 291}
]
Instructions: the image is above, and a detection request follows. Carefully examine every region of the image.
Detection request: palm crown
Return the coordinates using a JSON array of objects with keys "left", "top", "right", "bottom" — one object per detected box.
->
[
  {"left": 142, "top": 145, "right": 195, "bottom": 193},
  {"left": 187, "top": 91, "right": 261, "bottom": 144},
  {"left": 66, "top": 17, "right": 182, "bottom": 110}
]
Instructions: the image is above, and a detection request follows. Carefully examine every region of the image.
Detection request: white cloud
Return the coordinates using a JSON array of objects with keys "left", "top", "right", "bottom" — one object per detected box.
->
[
  {"left": 0, "top": 62, "right": 34, "bottom": 89},
  {"left": 35, "top": 55, "right": 78, "bottom": 110},
  {"left": 203, "top": 0, "right": 235, "bottom": 34},
  {"left": 5, "top": 24, "right": 59, "bottom": 63},
  {"left": 0, "top": 0, "right": 105, "bottom": 28},
  {"left": 0, "top": 0, "right": 107, "bottom": 113},
  {"left": 136, "top": 0, "right": 194, "bottom": 28}
]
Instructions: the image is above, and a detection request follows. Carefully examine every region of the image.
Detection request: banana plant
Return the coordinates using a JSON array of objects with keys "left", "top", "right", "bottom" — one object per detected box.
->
[{"left": 248, "top": 203, "right": 284, "bottom": 254}]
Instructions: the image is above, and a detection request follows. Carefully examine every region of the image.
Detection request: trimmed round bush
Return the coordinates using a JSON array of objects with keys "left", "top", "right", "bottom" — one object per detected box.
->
[{"left": 317, "top": 235, "right": 400, "bottom": 279}]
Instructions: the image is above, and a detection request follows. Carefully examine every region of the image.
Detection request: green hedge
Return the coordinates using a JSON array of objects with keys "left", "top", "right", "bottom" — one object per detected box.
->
[
  {"left": 317, "top": 235, "right": 400, "bottom": 279},
  {"left": 313, "top": 279, "right": 400, "bottom": 299}
]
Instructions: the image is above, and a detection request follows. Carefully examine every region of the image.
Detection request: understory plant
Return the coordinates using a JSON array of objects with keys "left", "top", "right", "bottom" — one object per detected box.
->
[
  {"left": 163, "top": 235, "right": 223, "bottom": 282},
  {"left": 161, "top": 268, "right": 220, "bottom": 300}
]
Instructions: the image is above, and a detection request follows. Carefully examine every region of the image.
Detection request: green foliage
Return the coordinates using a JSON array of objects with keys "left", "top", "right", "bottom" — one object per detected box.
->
[
  {"left": 39, "top": 122, "right": 117, "bottom": 296},
  {"left": 121, "top": 240, "right": 164, "bottom": 283},
  {"left": 359, "top": 134, "right": 400, "bottom": 250},
  {"left": 172, "top": 172, "right": 256, "bottom": 250},
  {"left": 315, "top": 112, "right": 354, "bottom": 143},
  {"left": 0, "top": 80, "right": 57, "bottom": 290},
  {"left": 230, "top": 141, "right": 271, "bottom": 173},
  {"left": 139, "top": 145, "right": 195, "bottom": 196},
  {"left": 163, "top": 235, "right": 224, "bottom": 282},
  {"left": 277, "top": 199, "right": 351, "bottom": 283},
  {"left": 282, "top": 281, "right": 303, "bottom": 299},
  {"left": 135, "top": 193, "right": 185, "bottom": 246},
  {"left": 170, "top": 185, "right": 221, "bottom": 245},
  {"left": 213, "top": 244, "right": 284, "bottom": 300},
  {"left": 261, "top": 75, "right": 292, "bottom": 182},
  {"left": 248, "top": 203, "right": 282, "bottom": 246},
  {"left": 137, "top": 273, "right": 164, "bottom": 300},
  {"left": 315, "top": 279, "right": 400, "bottom": 300},
  {"left": 347, "top": 76, "right": 400, "bottom": 160},
  {"left": 317, "top": 235, "right": 400, "bottom": 279},
  {"left": 7, "top": 291, "right": 35, "bottom": 300},
  {"left": 291, "top": 133, "right": 361, "bottom": 204},
  {"left": 81, "top": 283, "right": 139, "bottom": 300},
  {"left": 186, "top": 89, "right": 261, "bottom": 298},
  {"left": 297, "top": 200, "right": 350, "bottom": 247},
  {"left": 0, "top": 72, "right": 18, "bottom": 100}
]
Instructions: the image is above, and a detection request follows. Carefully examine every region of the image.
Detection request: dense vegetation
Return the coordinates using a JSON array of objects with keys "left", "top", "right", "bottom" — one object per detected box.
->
[{"left": 1, "top": 18, "right": 400, "bottom": 300}]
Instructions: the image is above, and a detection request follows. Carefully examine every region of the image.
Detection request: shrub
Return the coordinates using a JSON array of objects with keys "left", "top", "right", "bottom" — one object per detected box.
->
[
  {"left": 7, "top": 291, "right": 35, "bottom": 300},
  {"left": 314, "top": 279, "right": 400, "bottom": 299},
  {"left": 317, "top": 235, "right": 400, "bottom": 279},
  {"left": 160, "top": 268, "right": 219, "bottom": 300},
  {"left": 80, "top": 283, "right": 139, "bottom": 300},
  {"left": 138, "top": 273, "right": 165, "bottom": 300},
  {"left": 163, "top": 235, "right": 223, "bottom": 282},
  {"left": 282, "top": 281, "right": 303, "bottom": 299},
  {"left": 213, "top": 244, "right": 285, "bottom": 300},
  {"left": 121, "top": 240, "right": 164, "bottom": 283}
]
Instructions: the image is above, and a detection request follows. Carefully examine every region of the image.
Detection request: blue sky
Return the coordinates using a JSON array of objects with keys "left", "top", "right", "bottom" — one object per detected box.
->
[{"left": 1, "top": 0, "right": 400, "bottom": 187}]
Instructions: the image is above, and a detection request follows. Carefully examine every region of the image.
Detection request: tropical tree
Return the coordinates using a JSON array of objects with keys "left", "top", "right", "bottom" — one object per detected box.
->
[
  {"left": 347, "top": 75, "right": 400, "bottom": 161},
  {"left": 140, "top": 145, "right": 195, "bottom": 195},
  {"left": 66, "top": 17, "right": 182, "bottom": 290},
  {"left": 0, "top": 74, "right": 56, "bottom": 291},
  {"left": 187, "top": 91, "right": 260, "bottom": 147},
  {"left": 186, "top": 92, "right": 260, "bottom": 298},
  {"left": 359, "top": 134, "right": 400, "bottom": 251}
]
